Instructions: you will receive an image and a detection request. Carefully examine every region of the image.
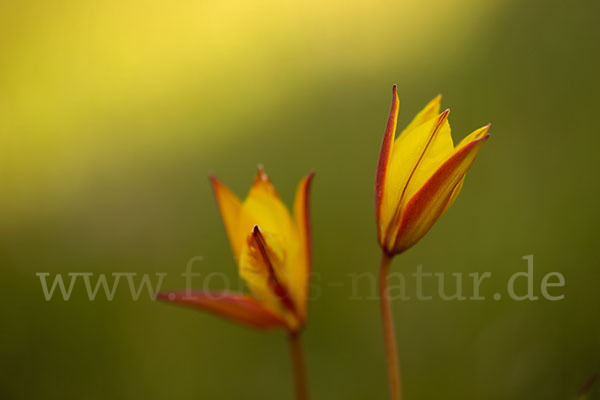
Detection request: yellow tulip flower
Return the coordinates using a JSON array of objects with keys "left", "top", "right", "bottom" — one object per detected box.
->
[
  {"left": 375, "top": 85, "right": 490, "bottom": 400},
  {"left": 160, "top": 166, "right": 313, "bottom": 331},
  {"left": 159, "top": 166, "right": 314, "bottom": 400},
  {"left": 376, "top": 85, "right": 490, "bottom": 255}
]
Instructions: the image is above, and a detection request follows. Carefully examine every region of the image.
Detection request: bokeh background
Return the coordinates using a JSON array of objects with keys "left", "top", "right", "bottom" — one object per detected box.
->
[{"left": 2, "top": 0, "right": 599, "bottom": 398}]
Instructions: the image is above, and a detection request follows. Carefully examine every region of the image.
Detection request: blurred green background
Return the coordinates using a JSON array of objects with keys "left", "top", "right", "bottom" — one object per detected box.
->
[{"left": 2, "top": 0, "right": 599, "bottom": 398}]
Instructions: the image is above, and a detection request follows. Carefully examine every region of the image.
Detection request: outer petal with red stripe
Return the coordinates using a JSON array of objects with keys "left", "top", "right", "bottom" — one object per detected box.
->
[{"left": 157, "top": 291, "right": 287, "bottom": 330}]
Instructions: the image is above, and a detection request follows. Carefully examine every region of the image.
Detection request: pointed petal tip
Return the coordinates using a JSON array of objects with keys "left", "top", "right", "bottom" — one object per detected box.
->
[
  {"left": 208, "top": 175, "right": 219, "bottom": 190},
  {"left": 252, "top": 165, "right": 272, "bottom": 187},
  {"left": 392, "top": 85, "right": 399, "bottom": 101},
  {"left": 255, "top": 164, "right": 269, "bottom": 181},
  {"left": 472, "top": 132, "right": 491, "bottom": 146},
  {"left": 251, "top": 224, "right": 267, "bottom": 240},
  {"left": 301, "top": 171, "right": 316, "bottom": 191},
  {"left": 429, "top": 94, "right": 442, "bottom": 105},
  {"left": 480, "top": 123, "right": 492, "bottom": 138},
  {"left": 437, "top": 109, "right": 450, "bottom": 124},
  {"left": 249, "top": 165, "right": 281, "bottom": 200},
  {"left": 157, "top": 291, "right": 177, "bottom": 301},
  {"left": 208, "top": 174, "right": 226, "bottom": 194}
]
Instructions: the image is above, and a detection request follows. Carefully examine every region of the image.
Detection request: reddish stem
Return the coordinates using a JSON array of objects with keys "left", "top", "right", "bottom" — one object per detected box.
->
[
  {"left": 379, "top": 251, "right": 402, "bottom": 400},
  {"left": 289, "top": 331, "right": 309, "bottom": 400}
]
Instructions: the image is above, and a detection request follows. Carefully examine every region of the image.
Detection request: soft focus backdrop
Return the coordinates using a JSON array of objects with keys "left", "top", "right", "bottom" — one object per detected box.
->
[{"left": 2, "top": 0, "right": 599, "bottom": 399}]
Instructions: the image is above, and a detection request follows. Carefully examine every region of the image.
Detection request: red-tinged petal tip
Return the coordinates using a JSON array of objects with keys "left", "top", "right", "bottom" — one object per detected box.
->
[
  {"left": 157, "top": 292, "right": 175, "bottom": 301},
  {"left": 257, "top": 164, "right": 267, "bottom": 179},
  {"left": 471, "top": 132, "right": 491, "bottom": 145},
  {"left": 252, "top": 164, "right": 276, "bottom": 189},
  {"left": 478, "top": 126, "right": 492, "bottom": 141},
  {"left": 480, "top": 123, "right": 492, "bottom": 135},
  {"left": 208, "top": 174, "right": 226, "bottom": 191}
]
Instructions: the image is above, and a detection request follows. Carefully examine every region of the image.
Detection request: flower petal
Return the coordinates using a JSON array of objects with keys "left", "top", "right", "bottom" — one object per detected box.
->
[
  {"left": 398, "top": 94, "right": 441, "bottom": 137},
  {"left": 457, "top": 123, "right": 491, "bottom": 149},
  {"left": 157, "top": 291, "right": 287, "bottom": 330},
  {"left": 392, "top": 130, "right": 490, "bottom": 253},
  {"left": 375, "top": 85, "right": 400, "bottom": 243},
  {"left": 239, "top": 225, "right": 299, "bottom": 330},
  {"left": 439, "top": 177, "right": 464, "bottom": 217},
  {"left": 400, "top": 110, "right": 455, "bottom": 204},
  {"left": 291, "top": 171, "right": 315, "bottom": 321},
  {"left": 382, "top": 110, "right": 454, "bottom": 248},
  {"left": 439, "top": 124, "right": 491, "bottom": 216},
  {"left": 210, "top": 176, "right": 244, "bottom": 257},
  {"left": 240, "top": 166, "right": 295, "bottom": 251}
]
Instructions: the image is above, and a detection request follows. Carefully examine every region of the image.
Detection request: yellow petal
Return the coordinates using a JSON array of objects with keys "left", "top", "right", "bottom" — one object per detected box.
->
[
  {"left": 438, "top": 124, "right": 491, "bottom": 216},
  {"left": 239, "top": 166, "right": 295, "bottom": 251},
  {"left": 239, "top": 225, "right": 299, "bottom": 330},
  {"left": 398, "top": 94, "right": 441, "bottom": 137},
  {"left": 457, "top": 123, "right": 491, "bottom": 149},
  {"left": 391, "top": 131, "right": 490, "bottom": 253},
  {"left": 210, "top": 176, "right": 244, "bottom": 257},
  {"left": 377, "top": 92, "right": 443, "bottom": 246},
  {"left": 291, "top": 171, "right": 315, "bottom": 321},
  {"left": 400, "top": 112, "right": 455, "bottom": 203},
  {"left": 382, "top": 110, "right": 454, "bottom": 248}
]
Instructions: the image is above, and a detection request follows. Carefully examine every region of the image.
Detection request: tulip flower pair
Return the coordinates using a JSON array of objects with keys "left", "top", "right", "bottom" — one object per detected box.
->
[{"left": 159, "top": 85, "right": 490, "bottom": 400}]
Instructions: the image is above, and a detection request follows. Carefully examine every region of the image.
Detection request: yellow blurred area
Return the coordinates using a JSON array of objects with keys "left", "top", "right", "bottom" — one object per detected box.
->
[{"left": 0, "top": 0, "right": 498, "bottom": 218}]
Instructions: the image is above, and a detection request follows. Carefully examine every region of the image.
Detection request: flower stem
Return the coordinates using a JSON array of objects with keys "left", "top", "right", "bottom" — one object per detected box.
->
[
  {"left": 289, "top": 331, "right": 309, "bottom": 400},
  {"left": 379, "top": 251, "right": 402, "bottom": 400}
]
